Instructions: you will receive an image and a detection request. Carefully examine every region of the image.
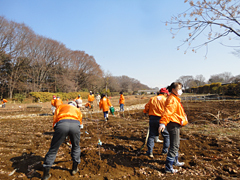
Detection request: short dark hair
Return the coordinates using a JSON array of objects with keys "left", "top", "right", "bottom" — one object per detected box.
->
[{"left": 167, "top": 82, "right": 182, "bottom": 93}]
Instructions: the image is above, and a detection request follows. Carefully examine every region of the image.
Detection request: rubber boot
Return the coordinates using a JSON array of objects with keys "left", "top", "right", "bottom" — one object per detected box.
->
[
  {"left": 165, "top": 157, "right": 178, "bottom": 173},
  {"left": 72, "top": 162, "right": 79, "bottom": 175},
  {"left": 173, "top": 154, "right": 185, "bottom": 167},
  {"left": 42, "top": 167, "right": 51, "bottom": 180}
]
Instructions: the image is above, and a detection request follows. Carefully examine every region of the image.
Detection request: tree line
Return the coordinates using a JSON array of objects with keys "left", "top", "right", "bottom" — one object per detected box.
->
[{"left": 0, "top": 16, "right": 150, "bottom": 99}]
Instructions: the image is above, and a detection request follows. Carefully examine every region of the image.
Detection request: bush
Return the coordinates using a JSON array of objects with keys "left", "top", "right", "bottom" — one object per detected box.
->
[
  {"left": 13, "top": 93, "right": 26, "bottom": 103},
  {"left": 29, "top": 92, "right": 89, "bottom": 102}
]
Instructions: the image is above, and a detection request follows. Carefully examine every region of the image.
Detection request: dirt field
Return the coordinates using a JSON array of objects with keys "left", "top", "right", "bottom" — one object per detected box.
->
[{"left": 0, "top": 96, "right": 240, "bottom": 179}]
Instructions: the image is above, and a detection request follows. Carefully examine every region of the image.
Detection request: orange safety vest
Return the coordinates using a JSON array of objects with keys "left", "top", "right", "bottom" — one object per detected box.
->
[
  {"left": 53, "top": 104, "right": 82, "bottom": 128},
  {"left": 119, "top": 94, "right": 125, "bottom": 104},
  {"left": 54, "top": 99, "right": 63, "bottom": 108},
  {"left": 143, "top": 94, "right": 166, "bottom": 117},
  {"left": 160, "top": 94, "right": 188, "bottom": 126},
  {"left": 99, "top": 97, "right": 112, "bottom": 112}
]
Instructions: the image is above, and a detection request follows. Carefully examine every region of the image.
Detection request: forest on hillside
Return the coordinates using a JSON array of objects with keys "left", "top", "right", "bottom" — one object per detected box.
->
[{"left": 0, "top": 16, "right": 150, "bottom": 99}]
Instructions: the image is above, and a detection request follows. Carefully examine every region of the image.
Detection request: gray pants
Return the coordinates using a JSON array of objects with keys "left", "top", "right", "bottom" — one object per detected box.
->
[
  {"left": 167, "top": 122, "right": 180, "bottom": 160},
  {"left": 43, "top": 120, "right": 81, "bottom": 167}
]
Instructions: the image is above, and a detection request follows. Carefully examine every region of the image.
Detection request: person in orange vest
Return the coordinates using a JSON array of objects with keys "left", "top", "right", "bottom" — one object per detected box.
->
[
  {"left": 42, "top": 101, "right": 83, "bottom": 180},
  {"left": 75, "top": 94, "right": 82, "bottom": 109},
  {"left": 51, "top": 95, "right": 56, "bottom": 115},
  {"left": 119, "top": 92, "right": 125, "bottom": 112},
  {"left": 159, "top": 82, "right": 187, "bottom": 174},
  {"left": 88, "top": 91, "right": 94, "bottom": 107},
  {"left": 143, "top": 88, "right": 170, "bottom": 158},
  {"left": 1, "top": 98, "right": 8, "bottom": 108},
  {"left": 99, "top": 94, "right": 112, "bottom": 121},
  {"left": 53, "top": 96, "right": 63, "bottom": 109}
]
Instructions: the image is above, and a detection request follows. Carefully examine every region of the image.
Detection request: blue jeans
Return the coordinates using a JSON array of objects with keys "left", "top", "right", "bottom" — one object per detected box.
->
[
  {"left": 120, "top": 104, "right": 124, "bottom": 111},
  {"left": 161, "top": 126, "right": 170, "bottom": 154},
  {"left": 43, "top": 120, "right": 81, "bottom": 167},
  {"left": 103, "top": 111, "right": 108, "bottom": 118},
  {"left": 147, "top": 116, "right": 170, "bottom": 154}
]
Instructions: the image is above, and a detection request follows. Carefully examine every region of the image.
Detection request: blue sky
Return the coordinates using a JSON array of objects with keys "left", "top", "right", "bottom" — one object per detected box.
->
[{"left": 1, "top": 0, "right": 239, "bottom": 88}]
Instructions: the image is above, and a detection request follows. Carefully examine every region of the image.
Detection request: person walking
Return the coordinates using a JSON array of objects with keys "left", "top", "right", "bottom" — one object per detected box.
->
[
  {"left": 99, "top": 94, "right": 112, "bottom": 121},
  {"left": 42, "top": 101, "right": 83, "bottom": 180},
  {"left": 159, "top": 82, "right": 188, "bottom": 173},
  {"left": 51, "top": 96, "right": 56, "bottom": 115},
  {"left": 143, "top": 88, "right": 170, "bottom": 158},
  {"left": 1, "top": 98, "right": 8, "bottom": 108},
  {"left": 119, "top": 92, "right": 125, "bottom": 112}
]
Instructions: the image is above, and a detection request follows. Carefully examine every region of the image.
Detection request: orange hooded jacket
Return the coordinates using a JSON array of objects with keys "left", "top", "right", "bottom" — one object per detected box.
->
[
  {"left": 2, "top": 99, "right": 7, "bottom": 104},
  {"left": 99, "top": 97, "right": 112, "bottom": 112},
  {"left": 160, "top": 94, "right": 188, "bottom": 126},
  {"left": 143, "top": 94, "right": 166, "bottom": 117},
  {"left": 88, "top": 94, "right": 94, "bottom": 102},
  {"left": 119, "top": 94, "right": 125, "bottom": 104},
  {"left": 54, "top": 98, "right": 63, "bottom": 108},
  {"left": 53, "top": 104, "right": 82, "bottom": 128}
]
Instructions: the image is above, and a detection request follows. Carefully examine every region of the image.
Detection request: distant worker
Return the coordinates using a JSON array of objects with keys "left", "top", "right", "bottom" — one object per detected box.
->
[
  {"left": 51, "top": 95, "right": 56, "bottom": 115},
  {"left": 88, "top": 91, "right": 95, "bottom": 104},
  {"left": 159, "top": 82, "right": 187, "bottom": 174},
  {"left": 75, "top": 94, "right": 82, "bottom": 109},
  {"left": 42, "top": 101, "right": 83, "bottom": 180},
  {"left": 54, "top": 96, "right": 63, "bottom": 109},
  {"left": 1, "top": 98, "right": 8, "bottom": 108},
  {"left": 96, "top": 93, "right": 101, "bottom": 106},
  {"left": 99, "top": 94, "right": 112, "bottom": 121},
  {"left": 119, "top": 92, "right": 125, "bottom": 112},
  {"left": 143, "top": 88, "right": 170, "bottom": 158}
]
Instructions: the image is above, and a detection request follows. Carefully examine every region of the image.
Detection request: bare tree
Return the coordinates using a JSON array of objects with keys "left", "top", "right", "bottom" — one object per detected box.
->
[
  {"left": 195, "top": 74, "right": 206, "bottom": 86},
  {"left": 208, "top": 72, "right": 233, "bottom": 83},
  {"left": 176, "top": 75, "right": 194, "bottom": 89},
  {"left": 167, "top": 0, "right": 240, "bottom": 54}
]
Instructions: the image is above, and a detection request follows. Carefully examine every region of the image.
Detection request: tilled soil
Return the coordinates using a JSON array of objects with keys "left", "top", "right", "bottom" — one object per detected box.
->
[{"left": 0, "top": 101, "right": 240, "bottom": 179}]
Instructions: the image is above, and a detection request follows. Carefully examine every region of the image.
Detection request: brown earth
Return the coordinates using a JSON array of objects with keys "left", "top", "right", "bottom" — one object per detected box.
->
[{"left": 0, "top": 99, "right": 240, "bottom": 180}]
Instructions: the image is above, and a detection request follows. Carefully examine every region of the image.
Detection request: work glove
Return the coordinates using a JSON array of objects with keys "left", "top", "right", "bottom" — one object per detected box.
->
[
  {"left": 158, "top": 124, "right": 165, "bottom": 133},
  {"left": 80, "top": 124, "right": 84, "bottom": 129}
]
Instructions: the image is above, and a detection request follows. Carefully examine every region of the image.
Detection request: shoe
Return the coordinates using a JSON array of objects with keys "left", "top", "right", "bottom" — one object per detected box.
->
[
  {"left": 107, "top": 117, "right": 109, "bottom": 120},
  {"left": 42, "top": 167, "right": 51, "bottom": 180},
  {"left": 72, "top": 162, "right": 79, "bottom": 175},
  {"left": 174, "top": 161, "right": 185, "bottom": 167},
  {"left": 154, "top": 136, "right": 163, "bottom": 143},
  {"left": 146, "top": 152, "right": 154, "bottom": 158},
  {"left": 162, "top": 152, "right": 168, "bottom": 155},
  {"left": 166, "top": 169, "right": 178, "bottom": 173}
]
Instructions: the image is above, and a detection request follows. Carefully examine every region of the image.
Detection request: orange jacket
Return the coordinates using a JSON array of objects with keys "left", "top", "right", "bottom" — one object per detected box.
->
[
  {"left": 2, "top": 99, "right": 7, "bottom": 104},
  {"left": 54, "top": 98, "right": 63, "bottom": 108},
  {"left": 74, "top": 97, "right": 82, "bottom": 101},
  {"left": 53, "top": 104, "right": 82, "bottom": 128},
  {"left": 51, "top": 99, "right": 55, "bottom": 106},
  {"left": 160, "top": 94, "right": 188, "bottom": 126},
  {"left": 88, "top": 94, "right": 94, "bottom": 102},
  {"left": 99, "top": 97, "right": 112, "bottom": 112},
  {"left": 85, "top": 102, "right": 91, "bottom": 108},
  {"left": 143, "top": 94, "right": 166, "bottom": 117},
  {"left": 119, "top": 94, "right": 125, "bottom": 104}
]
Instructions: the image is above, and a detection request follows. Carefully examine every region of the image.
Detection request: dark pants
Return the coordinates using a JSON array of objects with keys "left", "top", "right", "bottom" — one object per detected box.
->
[
  {"left": 43, "top": 120, "right": 81, "bottom": 167},
  {"left": 166, "top": 122, "right": 180, "bottom": 161},
  {"left": 147, "top": 116, "right": 169, "bottom": 154}
]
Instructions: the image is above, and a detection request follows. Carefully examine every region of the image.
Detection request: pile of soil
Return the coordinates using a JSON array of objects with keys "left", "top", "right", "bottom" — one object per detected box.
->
[{"left": 0, "top": 101, "right": 239, "bottom": 179}]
